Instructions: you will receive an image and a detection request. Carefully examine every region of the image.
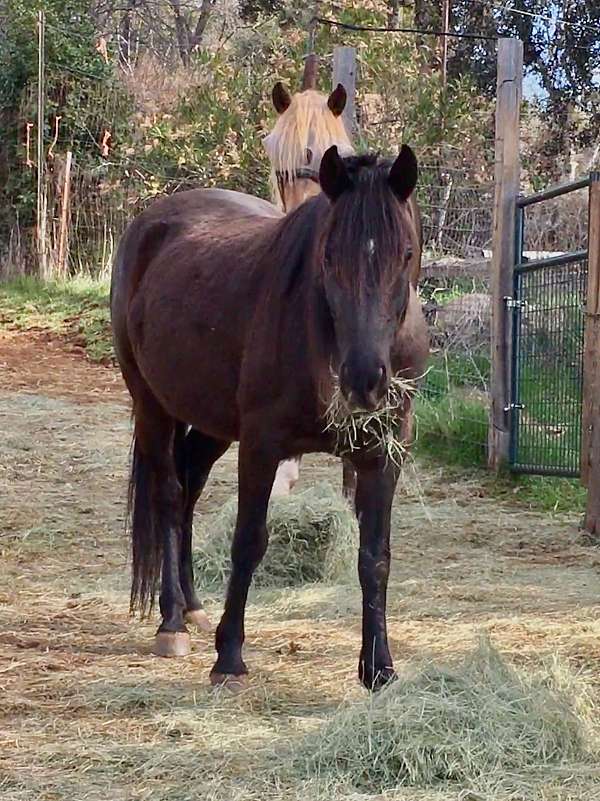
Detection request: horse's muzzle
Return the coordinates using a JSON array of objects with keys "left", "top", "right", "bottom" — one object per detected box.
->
[{"left": 340, "top": 361, "right": 388, "bottom": 412}]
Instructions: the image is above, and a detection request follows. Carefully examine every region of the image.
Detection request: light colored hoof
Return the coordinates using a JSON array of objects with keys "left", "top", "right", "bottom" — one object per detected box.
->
[
  {"left": 185, "top": 608, "right": 211, "bottom": 632},
  {"left": 152, "top": 631, "right": 191, "bottom": 657},
  {"left": 209, "top": 672, "right": 248, "bottom": 692}
]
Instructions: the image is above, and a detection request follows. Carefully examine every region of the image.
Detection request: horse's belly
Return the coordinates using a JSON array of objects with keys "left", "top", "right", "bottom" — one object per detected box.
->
[{"left": 128, "top": 293, "right": 243, "bottom": 441}]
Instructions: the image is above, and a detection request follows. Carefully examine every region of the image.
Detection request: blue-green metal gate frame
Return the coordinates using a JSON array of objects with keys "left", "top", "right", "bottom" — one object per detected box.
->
[{"left": 509, "top": 177, "right": 593, "bottom": 477}]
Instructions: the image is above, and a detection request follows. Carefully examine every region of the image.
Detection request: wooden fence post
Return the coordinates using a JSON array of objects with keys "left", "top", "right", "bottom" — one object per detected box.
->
[
  {"left": 36, "top": 9, "right": 47, "bottom": 278},
  {"left": 57, "top": 150, "right": 72, "bottom": 278},
  {"left": 582, "top": 172, "right": 600, "bottom": 536},
  {"left": 332, "top": 45, "right": 357, "bottom": 137},
  {"left": 488, "top": 38, "right": 523, "bottom": 471}
]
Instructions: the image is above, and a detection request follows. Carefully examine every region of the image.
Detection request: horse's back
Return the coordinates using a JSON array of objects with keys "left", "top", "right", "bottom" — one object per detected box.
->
[
  {"left": 127, "top": 188, "right": 281, "bottom": 230},
  {"left": 110, "top": 188, "right": 281, "bottom": 364}
]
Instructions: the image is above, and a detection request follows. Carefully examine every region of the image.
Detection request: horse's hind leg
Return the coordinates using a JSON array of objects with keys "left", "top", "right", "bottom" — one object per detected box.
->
[
  {"left": 130, "top": 388, "right": 189, "bottom": 657},
  {"left": 175, "top": 426, "right": 230, "bottom": 632},
  {"left": 271, "top": 456, "right": 301, "bottom": 496}
]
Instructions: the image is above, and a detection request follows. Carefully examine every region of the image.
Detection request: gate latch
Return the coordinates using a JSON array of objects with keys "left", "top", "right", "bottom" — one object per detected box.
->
[
  {"left": 504, "top": 403, "right": 525, "bottom": 412},
  {"left": 503, "top": 297, "right": 528, "bottom": 310}
]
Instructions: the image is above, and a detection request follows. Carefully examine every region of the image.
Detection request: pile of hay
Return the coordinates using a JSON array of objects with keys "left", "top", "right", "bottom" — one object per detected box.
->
[
  {"left": 193, "top": 482, "right": 358, "bottom": 589},
  {"left": 298, "top": 637, "right": 597, "bottom": 797}
]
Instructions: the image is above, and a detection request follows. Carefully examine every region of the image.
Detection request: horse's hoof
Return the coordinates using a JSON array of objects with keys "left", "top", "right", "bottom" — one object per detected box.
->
[
  {"left": 153, "top": 631, "right": 191, "bottom": 657},
  {"left": 209, "top": 671, "right": 248, "bottom": 692},
  {"left": 185, "top": 608, "right": 211, "bottom": 632},
  {"left": 359, "top": 663, "right": 397, "bottom": 692}
]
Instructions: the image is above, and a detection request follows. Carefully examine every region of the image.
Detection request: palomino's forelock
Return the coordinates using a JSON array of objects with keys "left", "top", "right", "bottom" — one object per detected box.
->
[{"left": 263, "top": 90, "right": 354, "bottom": 208}]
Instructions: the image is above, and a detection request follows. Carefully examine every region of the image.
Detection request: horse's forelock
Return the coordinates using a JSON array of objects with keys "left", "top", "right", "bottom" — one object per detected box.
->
[{"left": 320, "top": 160, "right": 413, "bottom": 296}]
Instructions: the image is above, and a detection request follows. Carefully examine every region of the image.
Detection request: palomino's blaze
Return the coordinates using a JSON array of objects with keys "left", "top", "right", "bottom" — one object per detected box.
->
[{"left": 111, "top": 149, "right": 429, "bottom": 690}]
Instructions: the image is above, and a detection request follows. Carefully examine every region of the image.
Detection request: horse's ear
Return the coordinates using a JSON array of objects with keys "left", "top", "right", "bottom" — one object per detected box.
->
[
  {"left": 327, "top": 83, "right": 347, "bottom": 117},
  {"left": 272, "top": 82, "right": 292, "bottom": 114},
  {"left": 388, "top": 145, "right": 418, "bottom": 201},
  {"left": 319, "top": 145, "right": 352, "bottom": 202}
]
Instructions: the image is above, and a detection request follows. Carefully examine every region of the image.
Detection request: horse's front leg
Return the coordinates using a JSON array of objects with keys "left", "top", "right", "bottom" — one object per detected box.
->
[
  {"left": 210, "top": 433, "right": 281, "bottom": 687},
  {"left": 353, "top": 454, "right": 400, "bottom": 690}
]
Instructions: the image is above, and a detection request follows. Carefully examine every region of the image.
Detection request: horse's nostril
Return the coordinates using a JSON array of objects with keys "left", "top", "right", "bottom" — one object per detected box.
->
[{"left": 366, "top": 364, "right": 385, "bottom": 393}]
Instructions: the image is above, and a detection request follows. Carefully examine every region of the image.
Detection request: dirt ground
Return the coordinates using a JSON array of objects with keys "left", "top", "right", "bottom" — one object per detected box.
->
[{"left": 1, "top": 329, "right": 600, "bottom": 801}]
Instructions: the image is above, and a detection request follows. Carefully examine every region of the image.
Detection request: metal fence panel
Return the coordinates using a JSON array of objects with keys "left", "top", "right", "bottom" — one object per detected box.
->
[{"left": 510, "top": 253, "right": 588, "bottom": 476}]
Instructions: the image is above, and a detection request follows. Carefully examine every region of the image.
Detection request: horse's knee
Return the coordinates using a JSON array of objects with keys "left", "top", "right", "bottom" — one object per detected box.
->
[{"left": 231, "top": 524, "right": 268, "bottom": 573}]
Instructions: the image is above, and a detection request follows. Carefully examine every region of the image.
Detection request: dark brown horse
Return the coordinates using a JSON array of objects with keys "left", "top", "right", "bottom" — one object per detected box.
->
[
  {"left": 111, "top": 146, "right": 429, "bottom": 689},
  {"left": 263, "top": 75, "right": 424, "bottom": 498}
]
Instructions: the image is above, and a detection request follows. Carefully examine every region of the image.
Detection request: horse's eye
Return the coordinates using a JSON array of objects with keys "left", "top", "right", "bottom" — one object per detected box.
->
[
  {"left": 306, "top": 148, "right": 313, "bottom": 164},
  {"left": 406, "top": 248, "right": 413, "bottom": 262}
]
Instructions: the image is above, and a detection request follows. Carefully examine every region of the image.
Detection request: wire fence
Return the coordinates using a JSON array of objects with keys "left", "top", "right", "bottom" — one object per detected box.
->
[
  {"left": 352, "top": 49, "right": 496, "bottom": 467},
  {"left": 4, "top": 18, "right": 590, "bottom": 479}
]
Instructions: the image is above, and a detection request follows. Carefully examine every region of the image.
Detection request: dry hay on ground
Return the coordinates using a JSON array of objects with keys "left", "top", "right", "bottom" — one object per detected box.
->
[
  {"left": 3, "top": 330, "right": 600, "bottom": 801},
  {"left": 193, "top": 483, "right": 358, "bottom": 589},
  {"left": 297, "top": 636, "right": 598, "bottom": 799}
]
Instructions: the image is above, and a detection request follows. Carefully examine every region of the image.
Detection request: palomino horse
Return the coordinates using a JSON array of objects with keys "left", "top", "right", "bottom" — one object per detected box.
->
[
  {"left": 263, "top": 67, "right": 355, "bottom": 496},
  {"left": 262, "top": 63, "right": 424, "bottom": 497},
  {"left": 111, "top": 145, "right": 429, "bottom": 689}
]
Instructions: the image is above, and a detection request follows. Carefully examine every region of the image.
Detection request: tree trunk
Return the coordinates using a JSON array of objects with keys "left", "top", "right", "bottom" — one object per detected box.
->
[
  {"left": 119, "top": 0, "right": 135, "bottom": 69},
  {"left": 189, "top": 0, "right": 214, "bottom": 49},
  {"left": 414, "top": 0, "right": 442, "bottom": 60},
  {"left": 414, "top": 0, "right": 442, "bottom": 28},
  {"left": 169, "top": 0, "right": 192, "bottom": 67}
]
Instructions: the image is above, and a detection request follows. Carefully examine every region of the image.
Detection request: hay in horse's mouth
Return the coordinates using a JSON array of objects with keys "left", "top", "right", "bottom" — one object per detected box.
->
[{"left": 323, "top": 373, "right": 419, "bottom": 466}]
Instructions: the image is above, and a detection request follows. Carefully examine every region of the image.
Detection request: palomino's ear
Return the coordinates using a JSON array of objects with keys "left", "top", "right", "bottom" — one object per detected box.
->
[
  {"left": 319, "top": 145, "right": 352, "bottom": 202},
  {"left": 388, "top": 145, "right": 418, "bottom": 201},
  {"left": 327, "top": 83, "right": 347, "bottom": 117},
  {"left": 272, "top": 82, "right": 292, "bottom": 114}
]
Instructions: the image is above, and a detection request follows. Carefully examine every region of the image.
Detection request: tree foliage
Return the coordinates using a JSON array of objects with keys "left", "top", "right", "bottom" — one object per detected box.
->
[{"left": 0, "top": 0, "right": 597, "bottom": 272}]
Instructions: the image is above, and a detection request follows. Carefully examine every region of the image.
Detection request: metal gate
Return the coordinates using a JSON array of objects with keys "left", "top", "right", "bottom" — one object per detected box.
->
[{"left": 509, "top": 178, "right": 590, "bottom": 476}]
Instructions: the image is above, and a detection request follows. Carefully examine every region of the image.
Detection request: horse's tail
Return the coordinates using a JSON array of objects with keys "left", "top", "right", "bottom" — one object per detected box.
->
[{"left": 127, "top": 435, "right": 161, "bottom": 616}]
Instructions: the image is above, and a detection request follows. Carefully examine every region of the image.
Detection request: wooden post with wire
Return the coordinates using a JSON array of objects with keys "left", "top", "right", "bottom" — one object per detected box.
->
[
  {"left": 581, "top": 172, "right": 600, "bottom": 536},
  {"left": 332, "top": 45, "right": 357, "bottom": 136},
  {"left": 36, "top": 9, "right": 47, "bottom": 278},
  {"left": 488, "top": 38, "right": 523, "bottom": 471},
  {"left": 57, "top": 151, "right": 73, "bottom": 278}
]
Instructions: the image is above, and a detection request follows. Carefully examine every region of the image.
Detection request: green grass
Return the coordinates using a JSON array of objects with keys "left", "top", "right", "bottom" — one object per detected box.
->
[
  {"left": 493, "top": 473, "right": 586, "bottom": 516},
  {"left": 424, "top": 351, "right": 489, "bottom": 395},
  {"left": 415, "top": 349, "right": 490, "bottom": 469},
  {"left": 414, "top": 393, "right": 489, "bottom": 468},
  {"left": 0, "top": 276, "right": 112, "bottom": 362},
  {"left": 414, "top": 356, "right": 586, "bottom": 515}
]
